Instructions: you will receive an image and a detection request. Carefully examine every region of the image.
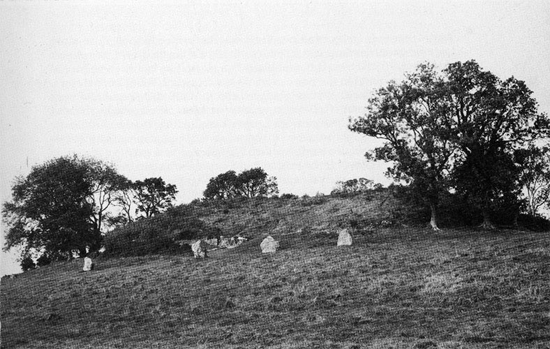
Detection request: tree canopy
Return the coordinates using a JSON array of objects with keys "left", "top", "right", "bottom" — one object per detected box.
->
[
  {"left": 133, "top": 177, "right": 178, "bottom": 219},
  {"left": 349, "top": 63, "right": 456, "bottom": 230},
  {"left": 516, "top": 144, "right": 550, "bottom": 216},
  {"left": 350, "top": 60, "right": 549, "bottom": 229},
  {"left": 2, "top": 157, "right": 182, "bottom": 267},
  {"left": 2, "top": 155, "right": 128, "bottom": 261},
  {"left": 203, "top": 167, "right": 279, "bottom": 200},
  {"left": 443, "top": 61, "right": 548, "bottom": 227}
]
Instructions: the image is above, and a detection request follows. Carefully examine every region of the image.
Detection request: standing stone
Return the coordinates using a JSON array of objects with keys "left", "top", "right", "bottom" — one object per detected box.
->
[
  {"left": 191, "top": 240, "right": 208, "bottom": 258},
  {"left": 260, "top": 236, "right": 279, "bottom": 253},
  {"left": 82, "top": 257, "right": 94, "bottom": 271},
  {"left": 337, "top": 229, "right": 353, "bottom": 246}
]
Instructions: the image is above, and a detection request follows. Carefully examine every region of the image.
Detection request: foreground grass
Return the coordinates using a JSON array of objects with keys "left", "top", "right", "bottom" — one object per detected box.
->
[{"left": 2, "top": 227, "right": 550, "bottom": 349}]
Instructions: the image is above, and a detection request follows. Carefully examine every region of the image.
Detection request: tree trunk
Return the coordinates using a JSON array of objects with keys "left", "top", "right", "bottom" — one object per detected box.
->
[
  {"left": 479, "top": 208, "right": 496, "bottom": 230},
  {"left": 429, "top": 202, "right": 440, "bottom": 231}
]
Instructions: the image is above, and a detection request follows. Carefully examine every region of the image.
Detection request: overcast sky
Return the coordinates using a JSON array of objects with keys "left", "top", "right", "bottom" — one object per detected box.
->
[{"left": 1, "top": 0, "right": 549, "bottom": 275}]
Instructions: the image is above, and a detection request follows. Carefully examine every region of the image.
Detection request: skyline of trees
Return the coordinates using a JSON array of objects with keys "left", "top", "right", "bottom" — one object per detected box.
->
[
  {"left": 2, "top": 155, "right": 179, "bottom": 267},
  {"left": 3, "top": 59, "right": 550, "bottom": 270},
  {"left": 203, "top": 167, "right": 279, "bottom": 200}
]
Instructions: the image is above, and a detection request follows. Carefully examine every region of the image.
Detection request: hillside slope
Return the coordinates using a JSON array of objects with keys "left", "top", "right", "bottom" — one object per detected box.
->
[
  {"left": 183, "top": 192, "right": 403, "bottom": 240},
  {"left": 2, "top": 194, "right": 550, "bottom": 348}
]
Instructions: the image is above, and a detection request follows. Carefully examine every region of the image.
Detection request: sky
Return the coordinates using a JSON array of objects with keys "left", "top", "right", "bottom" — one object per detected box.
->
[{"left": 1, "top": 0, "right": 549, "bottom": 276}]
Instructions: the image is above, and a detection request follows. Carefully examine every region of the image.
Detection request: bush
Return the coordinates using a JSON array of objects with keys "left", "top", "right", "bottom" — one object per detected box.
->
[
  {"left": 517, "top": 214, "right": 550, "bottom": 231},
  {"left": 331, "top": 178, "right": 383, "bottom": 197},
  {"left": 20, "top": 256, "right": 35, "bottom": 271},
  {"left": 103, "top": 205, "right": 220, "bottom": 258},
  {"left": 280, "top": 193, "right": 299, "bottom": 200},
  {"left": 36, "top": 254, "right": 52, "bottom": 267}
]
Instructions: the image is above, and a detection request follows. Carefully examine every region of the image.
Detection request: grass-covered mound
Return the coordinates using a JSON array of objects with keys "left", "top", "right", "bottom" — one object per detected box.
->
[
  {"left": 102, "top": 190, "right": 400, "bottom": 258},
  {"left": 102, "top": 188, "right": 550, "bottom": 260}
]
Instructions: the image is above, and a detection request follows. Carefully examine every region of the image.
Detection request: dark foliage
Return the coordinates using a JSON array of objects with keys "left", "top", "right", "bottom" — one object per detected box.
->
[
  {"left": 331, "top": 178, "right": 383, "bottom": 197},
  {"left": 517, "top": 214, "right": 550, "bottom": 232},
  {"left": 36, "top": 254, "right": 52, "bottom": 267},
  {"left": 393, "top": 185, "right": 550, "bottom": 230},
  {"left": 103, "top": 205, "right": 219, "bottom": 257},
  {"left": 133, "top": 177, "right": 178, "bottom": 218},
  {"left": 20, "top": 256, "right": 35, "bottom": 272},
  {"left": 3, "top": 155, "right": 108, "bottom": 261},
  {"left": 204, "top": 167, "right": 278, "bottom": 200}
]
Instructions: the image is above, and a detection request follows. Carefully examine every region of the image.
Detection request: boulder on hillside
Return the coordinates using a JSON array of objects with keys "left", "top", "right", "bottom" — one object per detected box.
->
[
  {"left": 191, "top": 240, "right": 209, "bottom": 258},
  {"left": 260, "top": 235, "right": 279, "bottom": 253},
  {"left": 337, "top": 229, "right": 353, "bottom": 246}
]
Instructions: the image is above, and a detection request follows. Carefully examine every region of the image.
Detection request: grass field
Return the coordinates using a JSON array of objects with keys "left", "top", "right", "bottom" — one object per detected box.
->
[
  {"left": 2, "top": 194, "right": 550, "bottom": 348},
  {"left": 2, "top": 226, "right": 550, "bottom": 348}
]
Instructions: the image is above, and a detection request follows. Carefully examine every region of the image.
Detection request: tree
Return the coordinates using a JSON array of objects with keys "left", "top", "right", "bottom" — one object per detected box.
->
[
  {"left": 516, "top": 143, "right": 550, "bottom": 216},
  {"left": 203, "top": 170, "right": 240, "bottom": 199},
  {"left": 133, "top": 177, "right": 178, "bottom": 218},
  {"left": 203, "top": 168, "right": 279, "bottom": 200},
  {"left": 350, "top": 60, "right": 550, "bottom": 229},
  {"left": 2, "top": 155, "right": 130, "bottom": 261},
  {"left": 83, "top": 158, "right": 129, "bottom": 235},
  {"left": 237, "top": 168, "right": 279, "bottom": 198},
  {"left": 114, "top": 178, "right": 138, "bottom": 224},
  {"left": 3, "top": 156, "right": 92, "bottom": 260},
  {"left": 453, "top": 147, "right": 523, "bottom": 227},
  {"left": 443, "top": 61, "right": 549, "bottom": 228},
  {"left": 349, "top": 63, "right": 456, "bottom": 230}
]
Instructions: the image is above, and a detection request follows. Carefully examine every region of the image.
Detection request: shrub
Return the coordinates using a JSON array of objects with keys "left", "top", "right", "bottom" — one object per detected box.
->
[
  {"left": 103, "top": 205, "right": 220, "bottom": 257},
  {"left": 517, "top": 214, "right": 550, "bottom": 231},
  {"left": 36, "top": 254, "right": 52, "bottom": 267},
  {"left": 331, "top": 178, "right": 383, "bottom": 197},
  {"left": 190, "top": 198, "right": 202, "bottom": 206},
  {"left": 280, "top": 193, "right": 298, "bottom": 200},
  {"left": 20, "top": 256, "right": 35, "bottom": 271}
]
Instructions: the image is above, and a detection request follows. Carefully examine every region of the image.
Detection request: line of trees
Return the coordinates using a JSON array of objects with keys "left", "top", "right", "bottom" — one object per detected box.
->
[
  {"left": 2, "top": 158, "right": 281, "bottom": 268},
  {"left": 349, "top": 60, "right": 550, "bottom": 230},
  {"left": 2, "top": 155, "right": 177, "bottom": 264},
  {"left": 3, "top": 60, "right": 549, "bottom": 269}
]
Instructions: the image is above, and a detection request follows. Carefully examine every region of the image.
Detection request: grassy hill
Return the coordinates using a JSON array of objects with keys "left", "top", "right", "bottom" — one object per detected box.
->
[{"left": 2, "top": 193, "right": 550, "bottom": 348}]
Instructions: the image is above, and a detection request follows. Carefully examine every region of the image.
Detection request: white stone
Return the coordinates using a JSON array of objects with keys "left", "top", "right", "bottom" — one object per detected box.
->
[
  {"left": 337, "top": 229, "right": 353, "bottom": 246},
  {"left": 218, "top": 236, "right": 234, "bottom": 249},
  {"left": 260, "top": 235, "right": 279, "bottom": 253},
  {"left": 204, "top": 237, "right": 219, "bottom": 246},
  {"left": 191, "top": 240, "right": 208, "bottom": 258},
  {"left": 83, "top": 257, "right": 94, "bottom": 271}
]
